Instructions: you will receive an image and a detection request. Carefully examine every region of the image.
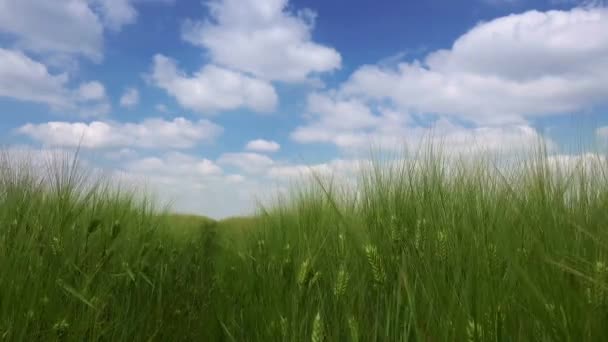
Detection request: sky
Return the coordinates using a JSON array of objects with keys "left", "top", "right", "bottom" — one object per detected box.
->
[{"left": 1, "top": 0, "right": 608, "bottom": 218}]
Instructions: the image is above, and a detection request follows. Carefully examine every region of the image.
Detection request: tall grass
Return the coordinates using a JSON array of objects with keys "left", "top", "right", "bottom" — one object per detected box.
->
[{"left": 1, "top": 146, "right": 608, "bottom": 341}]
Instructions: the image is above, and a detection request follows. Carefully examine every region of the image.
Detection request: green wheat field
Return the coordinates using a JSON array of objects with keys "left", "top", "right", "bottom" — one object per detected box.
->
[{"left": 2, "top": 145, "right": 608, "bottom": 341}]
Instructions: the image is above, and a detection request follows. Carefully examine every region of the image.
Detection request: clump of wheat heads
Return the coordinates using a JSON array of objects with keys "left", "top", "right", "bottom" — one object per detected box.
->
[
  {"left": 364, "top": 244, "right": 386, "bottom": 286},
  {"left": 348, "top": 315, "right": 359, "bottom": 342},
  {"left": 334, "top": 264, "right": 349, "bottom": 298},
  {"left": 311, "top": 312, "right": 324, "bottom": 342},
  {"left": 297, "top": 258, "right": 312, "bottom": 289}
]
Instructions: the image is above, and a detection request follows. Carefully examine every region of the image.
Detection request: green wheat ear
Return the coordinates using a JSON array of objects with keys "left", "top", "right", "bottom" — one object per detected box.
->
[
  {"left": 297, "top": 258, "right": 312, "bottom": 289},
  {"left": 87, "top": 218, "right": 101, "bottom": 235},
  {"left": 390, "top": 215, "right": 402, "bottom": 245},
  {"left": 111, "top": 220, "right": 121, "bottom": 240},
  {"left": 280, "top": 315, "right": 288, "bottom": 338},
  {"left": 436, "top": 230, "right": 448, "bottom": 262},
  {"left": 348, "top": 316, "right": 359, "bottom": 342},
  {"left": 364, "top": 244, "right": 386, "bottom": 286},
  {"left": 488, "top": 243, "right": 500, "bottom": 274},
  {"left": 338, "top": 233, "right": 346, "bottom": 257},
  {"left": 587, "top": 260, "right": 608, "bottom": 306},
  {"left": 334, "top": 265, "right": 349, "bottom": 298},
  {"left": 311, "top": 312, "right": 324, "bottom": 342},
  {"left": 466, "top": 319, "right": 482, "bottom": 342},
  {"left": 414, "top": 221, "right": 422, "bottom": 251},
  {"left": 53, "top": 318, "right": 70, "bottom": 338}
]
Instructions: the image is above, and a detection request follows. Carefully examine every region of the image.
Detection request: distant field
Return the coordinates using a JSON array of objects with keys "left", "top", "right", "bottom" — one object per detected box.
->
[{"left": 1, "top": 147, "right": 608, "bottom": 341}]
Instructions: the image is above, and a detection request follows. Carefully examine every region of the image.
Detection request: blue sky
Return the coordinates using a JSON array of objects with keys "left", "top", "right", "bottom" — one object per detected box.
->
[{"left": 1, "top": 0, "right": 607, "bottom": 218}]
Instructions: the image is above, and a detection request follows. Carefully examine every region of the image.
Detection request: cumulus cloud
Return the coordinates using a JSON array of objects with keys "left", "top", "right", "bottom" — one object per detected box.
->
[
  {"left": 0, "top": 48, "right": 71, "bottom": 107},
  {"left": 123, "top": 153, "right": 369, "bottom": 218},
  {"left": 225, "top": 174, "right": 245, "bottom": 183},
  {"left": 245, "top": 139, "right": 280, "bottom": 152},
  {"left": 0, "top": 0, "right": 175, "bottom": 63},
  {"left": 18, "top": 117, "right": 223, "bottom": 149},
  {"left": 150, "top": 54, "right": 278, "bottom": 113},
  {"left": 181, "top": 0, "right": 341, "bottom": 82},
  {"left": 0, "top": 48, "right": 110, "bottom": 115},
  {"left": 267, "top": 158, "right": 368, "bottom": 181},
  {"left": 155, "top": 104, "right": 169, "bottom": 113},
  {"left": 92, "top": 0, "right": 138, "bottom": 31},
  {"left": 0, "top": 0, "right": 104, "bottom": 60},
  {"left": 126, "top": 152, "right": 223, "bottom": 177},
  {"left": 545, "top": 153, "right": 607, "bottom": 174},
  {"left": 289, "top": 6, "right": 606, "bottom": 157},
  {"left": 120, "top": 87, "right": 140, "bottom": 108},
  {"left": 291, "top": 92, "right": 552, "bottom": 155},
  {"left": 121, "top": 152, "right": 274, "bottom": 218},
  {"left": 105, "top": 148, "right": 138, "bottom": 160},
  {"left": 597, "top": 126, "right": 608, "bottom": 139},
  {"left": 218, "top": 152, "right": 275, "bottom": 174},
  {"left": 341, "top": 7, "right": 608, "bottom": 124},
  {"left": 77, "top": 81, "right": 107, "bottom": 101},
  {"left": 291, "top": 93, "right": 383, "bottom": 148}
]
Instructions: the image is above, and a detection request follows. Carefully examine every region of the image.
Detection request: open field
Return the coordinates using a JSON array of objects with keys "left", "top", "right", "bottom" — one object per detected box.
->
[{"left": 1, "top": 147, "right": 608, "bottom": 341}]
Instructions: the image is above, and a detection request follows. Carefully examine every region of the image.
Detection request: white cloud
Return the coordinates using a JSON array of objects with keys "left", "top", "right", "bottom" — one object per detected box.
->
[
  {"left": 268, "top": 158, "right": 367, "bottom": 181},
  {"left": 0, "top": 0, "right": 104, "bottom": 60},
  {"left": 127, "top": 152, "right": 223, "bottom": 177},
  {"left": 291, "top": 92, "right": 552, "bottom": 155},
  {"left": 0, "top": 0, "right": 169, "bottom": 61},
  {"left": 341, "top": 7, "right": 608, "bottom": 124},
  {"left": 18, "top": 117, "right": 222, "bottom": 149},
  {"left": 225, "top": 174, "right": 245, "bottom": 183},
  {"left": 218, "top": 152, "right": 275, "bottom": 174},
  {"left": 597, "top": 126, "right": 608, "bottom": 140},
  {"left": 181, "top": 0, "right": 341, "bottom": 82},
  {"left": 105, "top": 147, "right": 138, "bottom": 160},
  {"left": 155, "top": 104, "right": 171, "bottom": 113},
  {"left": 92, "top": 0, "right": 137, "bottom": 31},
  {"left": 0, "top": 48, "right": 70, "bottom": 107},
  {"left": 0, "top": 48, "right": 110, "bottom": 115},
  {"left": 291, "top": 93, "right": 383, "bottom": 149},
  {"left": 77, "top": 81, "right": 107, "bottom": 101},
  {"left": 120, "top": 87, "right": 140, "bottom": 108},
  {"left": 291, "top": 93, "right": 410, "bottom": 150},
  {"left": 245, "top": 139, "right": 280, "bottom": 152},
  {"left": 120, "top": 152, "right": 274, "bottom": 218},
  {"left": 150, "top": 54, "right": 278, "bottom": 113},
  {"left": 545, "top": 153, "right": 606, "bottom": 175},
  {"left": 77, "top": 102, "right": 112, "bottom": 117}
]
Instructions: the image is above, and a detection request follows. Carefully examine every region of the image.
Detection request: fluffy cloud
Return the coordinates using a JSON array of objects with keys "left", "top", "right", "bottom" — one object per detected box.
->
[
  {"left": 597, "top": 126, "right": 608, "bottom": 140},
  {"left": 126, "top": 152, "right": 223, "bottom": 177},
  {"left": 290, "top": 7, "right": 604, "bottom": 156},
  {"left": 218, "top": 152, "right": 275, "bottom": 174},
  {"left": 245, "top": 139, "right": 280, "bottom": 152},
  {"left": 267, "top": 158, "right": 368, "bottom": 181},
  {"left": 92, "top": 0, "right": 138, "bottom": 31},
  {"left": 0, "top": 48, "right": 71, "bottom": 107},
  {"left": 151, "top": 54, "right": 278, "bottom": 113},
  {"left": 77, "top": 81, "right": 107, "bottom": 101},
  {"left": 18, "top": 117, "right": 222, "bottom": 149},
  {"left": 121, "top": 152, "right": 273, "bottom": 218},
  {"left": 341, "top": 7, "right": 608, "bottom": 124},
  {"left": 0, "top": 48, "right": 110, "bottom": 114},
  {"left": 291, "top": 93, "right": 552, "bottom": 154},
  {"left": 291, "top": 93, "right": 383, "bottom": 148},
  {"left": 0, "top": 0, "right": 103, "bottom": 60},
  {"left": 181, "top": 0, "right": 341, "bottom": 82},
  {"left": 0, "top": 0, "right": 168, "bottom": 61},
  {"left": 120, "top": 87, "right": 140, "bottom": 108}
]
